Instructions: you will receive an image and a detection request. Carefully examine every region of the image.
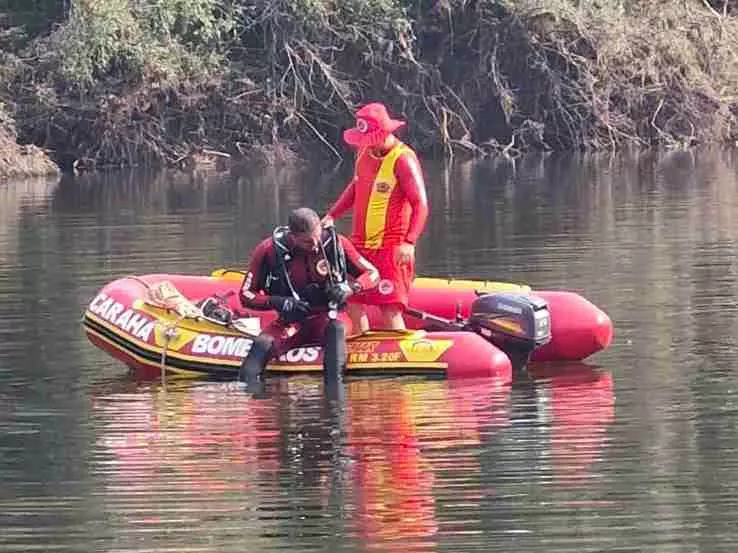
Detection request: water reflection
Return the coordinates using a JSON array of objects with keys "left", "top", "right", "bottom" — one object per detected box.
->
[
  {"left": 523, "top": 364, "right": 614, "bottom": 486},
  {"left": 90, "top": 376, "right": 507, "bottom": 549},
  {"left": 86, "top": 364, "right": 613, "bottom": 550},
  {"left": 3, "top": 148, "right": 738, "bottom": 551}
]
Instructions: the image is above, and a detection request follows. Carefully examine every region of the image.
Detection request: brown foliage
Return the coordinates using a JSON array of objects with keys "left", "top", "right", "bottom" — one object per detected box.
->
[
  {"left": 2, "top": 0, "right": 737, "bottom": 169},
  {"left": 0, "top": 102, "right": 58, "bottom": 178}
]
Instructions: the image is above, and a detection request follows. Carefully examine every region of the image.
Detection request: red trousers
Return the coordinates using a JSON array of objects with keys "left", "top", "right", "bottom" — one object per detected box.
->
[{"left": 350, "top": 245, "right": 415, "bottom": 308}]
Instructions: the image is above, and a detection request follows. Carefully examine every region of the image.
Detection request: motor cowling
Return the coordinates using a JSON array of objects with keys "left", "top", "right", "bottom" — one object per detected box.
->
[{"left": 467, "top": 293, "right": 551, "bottom": 370}]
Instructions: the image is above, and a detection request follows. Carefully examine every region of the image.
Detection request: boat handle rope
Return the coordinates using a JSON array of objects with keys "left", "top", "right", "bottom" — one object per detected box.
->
[
  {"left": 121, "top": 275, "right": 154, "bottom": 290},
  {"left": 157, "top": 314, "right": 186, "bottom": 389}
]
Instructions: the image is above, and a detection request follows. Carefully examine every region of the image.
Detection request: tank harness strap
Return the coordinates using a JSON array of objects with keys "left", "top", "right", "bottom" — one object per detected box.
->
[
  {"left": 271, "top": 226, "right": 301, "bottom": 301},
  {"left": 321, "top": 226, "right": 347, "bottom": 284}
]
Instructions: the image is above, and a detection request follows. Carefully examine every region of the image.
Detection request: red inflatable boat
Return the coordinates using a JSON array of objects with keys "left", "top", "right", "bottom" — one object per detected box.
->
[
  {"left": 82, "top": 269, "right": 613, "bottom": 381},
  {"left": 406, "top": 277, "right": 613, "bottom": 363}
]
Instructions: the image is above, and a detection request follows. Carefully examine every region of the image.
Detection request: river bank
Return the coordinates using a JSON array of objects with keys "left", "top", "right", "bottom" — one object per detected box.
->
[
  {"left": 1, "top": 1, "right": 737, "bottom": 173},
  {"left": 0, "top": 104, "right": 58, "bottom": 179}
]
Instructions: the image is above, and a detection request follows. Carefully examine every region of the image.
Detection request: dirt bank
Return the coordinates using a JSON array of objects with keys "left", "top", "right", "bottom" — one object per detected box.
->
[{"left": 1, "top": 1, "right": 736, "bottom": 170}]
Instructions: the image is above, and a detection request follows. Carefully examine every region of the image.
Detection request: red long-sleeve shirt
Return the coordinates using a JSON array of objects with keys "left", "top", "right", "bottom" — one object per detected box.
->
[{"left": 327, "top": 144, "right": 428, "bottom": 248}]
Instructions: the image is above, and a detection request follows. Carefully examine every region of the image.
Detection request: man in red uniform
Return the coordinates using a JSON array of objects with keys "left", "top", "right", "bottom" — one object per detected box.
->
[
  {"left": 238, "top": 208, "right": 379, "bottom": 384},
  {"left": 321, "top": 102, "right": 429, "bottom": 332}
]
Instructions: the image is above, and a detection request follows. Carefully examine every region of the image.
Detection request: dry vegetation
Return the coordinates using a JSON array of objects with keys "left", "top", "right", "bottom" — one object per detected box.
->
[
  {"left": 0, "top": 101, "right": 58, "bottom": 178},
  {"left": 1, "top": 0, "right": 737, "bottom": 172}
]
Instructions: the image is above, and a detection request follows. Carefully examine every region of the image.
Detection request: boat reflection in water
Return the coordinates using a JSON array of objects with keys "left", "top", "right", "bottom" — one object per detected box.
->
[
  {"left": 91, "top": 364, "right": 613, "bottom": 550},
  {"left": 519, "top": 363, "right": 615, "bottom": 487}
]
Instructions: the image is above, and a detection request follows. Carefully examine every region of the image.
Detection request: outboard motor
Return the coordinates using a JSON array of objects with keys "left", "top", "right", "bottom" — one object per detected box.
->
[{"left": 467, "top": 293, "right": 551, "bottom": 371}]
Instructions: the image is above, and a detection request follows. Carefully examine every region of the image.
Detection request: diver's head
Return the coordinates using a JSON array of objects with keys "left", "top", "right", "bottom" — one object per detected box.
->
[{"left": 287, "top": 207, "right": 322, "bottom": 253}]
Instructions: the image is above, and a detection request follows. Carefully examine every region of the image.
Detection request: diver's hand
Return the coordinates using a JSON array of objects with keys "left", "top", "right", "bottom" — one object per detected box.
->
[
  {"left": 321, "top": 215, "right": 334, "bottom": 228},
  {"left": 326, "top": 282, "right": 355, "bottom": 306},
  {"left": 269, "top": 296, "right": 311, "bottom": 317}
]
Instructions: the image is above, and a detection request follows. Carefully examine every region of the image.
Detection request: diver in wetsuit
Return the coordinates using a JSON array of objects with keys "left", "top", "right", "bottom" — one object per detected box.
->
[{"left": 238, "top": 207, "right": 380, "bottom": 385}]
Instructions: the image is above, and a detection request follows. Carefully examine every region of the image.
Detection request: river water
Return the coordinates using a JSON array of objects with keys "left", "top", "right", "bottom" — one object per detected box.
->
[{"left": 1, "top": 149, "right": 737, "bottom": 552}]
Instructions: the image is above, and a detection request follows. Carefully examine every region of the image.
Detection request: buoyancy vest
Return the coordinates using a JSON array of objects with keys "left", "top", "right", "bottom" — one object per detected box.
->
[{"left": 265, "top": 226, "right": 347, "bottom": 301}]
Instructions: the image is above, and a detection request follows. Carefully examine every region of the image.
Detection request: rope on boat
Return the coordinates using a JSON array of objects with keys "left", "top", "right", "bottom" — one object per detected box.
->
[
  {"left": 160, "top": 332, "right": 169, "bottom": 390},
  {"left": 158, "top": 314, "right": 185, "bottom": 390},
  {"left": 122, "top": 275, "right": 154, "bottom": 290}
]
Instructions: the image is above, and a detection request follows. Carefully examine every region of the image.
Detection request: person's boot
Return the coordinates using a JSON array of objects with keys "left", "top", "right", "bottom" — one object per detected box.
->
[
  {"left": 239, "top": 334, "right": 274, "bottom": 393},
  {"left": 322, "top": 318, "right": 347, "bottom": 383}
]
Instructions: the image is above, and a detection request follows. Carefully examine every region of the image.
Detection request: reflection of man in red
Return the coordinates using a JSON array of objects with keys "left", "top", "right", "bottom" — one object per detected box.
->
[
  {"left": 345, "top": 378, "right": 511, "bottom": 549},
  {"left": 347, "top": 382, "right": 437, "bottom": 545},
  {"left": 322, "top": 103, "right": 428, "bottom": 332}
]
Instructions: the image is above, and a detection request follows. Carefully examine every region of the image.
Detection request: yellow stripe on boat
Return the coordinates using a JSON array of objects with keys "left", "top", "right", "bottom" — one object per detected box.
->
[
  {"left": 210, "top": 268, "right": 246, "bottom": 281},
  {"left": 413, "top": 277, "right": 530, "bottom": 294},
  {"left": 267, "top": 361, "right": 447, "bottom": 372},
  {"left": 346, "top": 361, "right": 447, "bottom": 370},
  {"left": 211, "top": 268, "right": 531, "bottom": 294}
]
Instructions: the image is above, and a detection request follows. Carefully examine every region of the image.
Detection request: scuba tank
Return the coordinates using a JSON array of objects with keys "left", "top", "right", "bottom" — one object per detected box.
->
[{"left": 318, "top": 226, "right": 349, "bottom": 380}]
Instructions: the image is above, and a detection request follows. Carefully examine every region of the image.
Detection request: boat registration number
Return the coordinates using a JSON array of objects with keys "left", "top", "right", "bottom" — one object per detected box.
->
[{"left": 348, "top": 351, "right": 402, "bottom": 363}]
